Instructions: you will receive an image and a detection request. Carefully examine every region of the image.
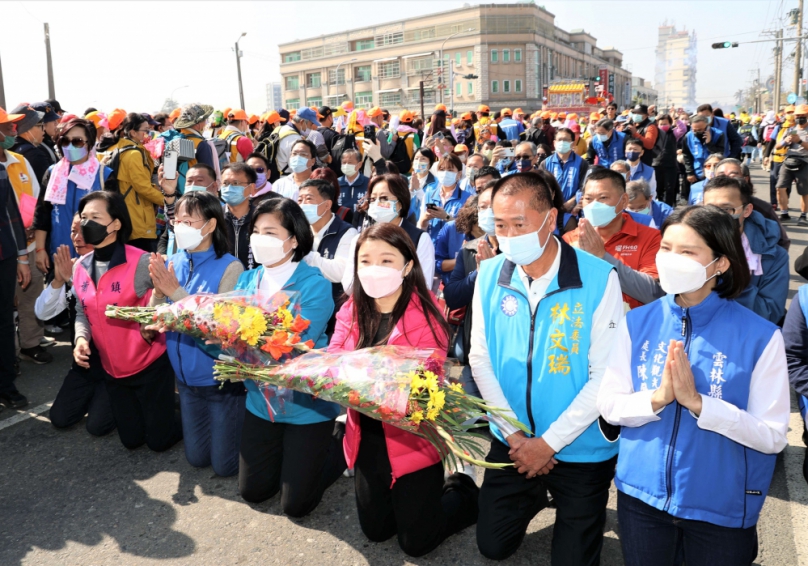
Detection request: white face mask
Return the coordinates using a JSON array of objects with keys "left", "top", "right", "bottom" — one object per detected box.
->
[
  {"left": 357, "top": 265, "right": 407, "bottom": 298},
  {"left": 368, "top": 201, "right": 398, "bottom": 224},
  {"left": 251, "top": 234, "right": 293, "bottom": 266},
  {"left": 174, "top": 220, "right": 209, "bottom": 250},
  {"left": 656, "top": 252, "right": 719, "bottom": 295},
  {"left": 341, "top": 163, "right": 357, "bottom": 177},
  {"left": 437, "top": 170, "right": 458, "bottom": 188}
]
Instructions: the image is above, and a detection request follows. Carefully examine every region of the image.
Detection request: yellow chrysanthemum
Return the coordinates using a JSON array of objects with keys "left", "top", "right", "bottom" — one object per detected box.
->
[
  {"left": 237, "top": 307, "right": 268, "bottom": 346},
  {"left": 410, "top": 410, "right": 424, "bottom": 424},
  {"left": 449, "top": 382, "right": 464, "bottom": 393},
  {"left": 423, "top": 371, "right": 439, "bottom": 393},
  {"left": 409, "top": 372, "right": 425, "bottom": 394},
  {"left": 428, "top": 389, "right": 446, "bottom": 412},
  {"left": 426, "top": 407, "right": 440, "bottom": 421}
]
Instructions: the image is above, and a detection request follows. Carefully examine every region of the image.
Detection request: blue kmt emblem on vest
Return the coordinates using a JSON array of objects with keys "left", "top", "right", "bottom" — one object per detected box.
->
[{"left": 501, "top": 295, "right": 519, "bottom": 316}]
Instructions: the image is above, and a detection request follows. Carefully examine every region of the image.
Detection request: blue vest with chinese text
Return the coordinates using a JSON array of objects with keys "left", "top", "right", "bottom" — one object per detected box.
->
[
  {"left": 475, "top": 238, "right": 618, "bottom": 463},
  {"left": 616, "top": 292, "right": 778, "bottom": 529},
  {"left": 591, "top": 131, "right": 626, "bottom": 167}
]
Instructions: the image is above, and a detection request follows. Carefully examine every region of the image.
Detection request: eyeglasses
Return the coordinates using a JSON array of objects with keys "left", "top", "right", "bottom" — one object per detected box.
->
[
  {"left": 33, "top": 124, "right": 45, "bottom": 130},
  {"left": 172, "top": 218, "right": 206, "bottom": 227},
  {"left": 251, "top": 166, "right": 266, "bottom": 174},
  {"left": 368, "top": 196, "right": 397, "bottom": 204},
  {"left": 290, "top": 151, "right": 311, "bottom": 158},
  {"left": 515, "top": 154, "right": 533, "bottom": 160},
  {"left": 59, "top": 137, "right": 87, "bottom": 148}
]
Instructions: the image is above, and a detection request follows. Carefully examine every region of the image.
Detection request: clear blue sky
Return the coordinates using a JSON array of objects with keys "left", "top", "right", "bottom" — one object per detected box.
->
[{"left": 0, "top": 0, "right": 794, "bottom": 114}]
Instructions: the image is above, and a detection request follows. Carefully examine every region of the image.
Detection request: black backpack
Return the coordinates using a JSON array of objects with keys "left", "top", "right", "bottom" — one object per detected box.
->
[
  {"left": 389, "top": 132, "right": 414, "bottom": 174},
  {"left": 103, "top": 145, "right": 149, "bottom": 199},
  {"left": 255, "top": 131, "right": 282, "bottom": 183},
  {"left": 329, "top": 133, "right": 358, "bottom": 168}
]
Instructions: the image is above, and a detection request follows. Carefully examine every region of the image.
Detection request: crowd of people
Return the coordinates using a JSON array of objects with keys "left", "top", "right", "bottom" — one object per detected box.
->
[{"left": 0, "top": 94, "right": 805, "bottom": 565}]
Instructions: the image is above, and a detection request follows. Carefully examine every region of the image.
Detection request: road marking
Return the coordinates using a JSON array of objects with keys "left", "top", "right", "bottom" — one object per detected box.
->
[
  {"left": 786, "top": 411, "right": 808, "bottom": 566},
  {"left": 0, "top": 401, "right": 53, "bottom": 432}
]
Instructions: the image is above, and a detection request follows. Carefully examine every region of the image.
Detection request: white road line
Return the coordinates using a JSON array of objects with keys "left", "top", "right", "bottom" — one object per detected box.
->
[
  {"left": 0, "top": 401, "right": 53, "bottom": 432},
  {"left": 786, "top": 411, "right": 808, "bottom": 566}
]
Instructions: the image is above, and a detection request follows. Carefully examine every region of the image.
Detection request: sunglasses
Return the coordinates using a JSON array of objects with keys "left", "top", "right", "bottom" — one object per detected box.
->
[
  {"left": 59, "top": 137, "right": 87, "bottom": 148},
  {"left": 251, "top": 166, "right": 266, "bottom": 174}
]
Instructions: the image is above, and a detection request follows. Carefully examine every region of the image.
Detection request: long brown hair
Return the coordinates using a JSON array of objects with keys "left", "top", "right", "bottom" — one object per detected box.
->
[{"left": 351, "top": 223, "right": 448, "bottom": 349}]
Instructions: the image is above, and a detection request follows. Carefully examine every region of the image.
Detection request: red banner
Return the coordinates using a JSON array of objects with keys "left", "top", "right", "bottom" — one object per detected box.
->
[{"left": 598, "top": 67, "right": 609, "bottom": 90}]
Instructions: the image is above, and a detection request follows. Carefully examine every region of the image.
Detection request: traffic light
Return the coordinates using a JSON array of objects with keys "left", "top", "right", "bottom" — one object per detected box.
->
[{"left": 712, "top": 41, "right": 739, "bottom": 49}]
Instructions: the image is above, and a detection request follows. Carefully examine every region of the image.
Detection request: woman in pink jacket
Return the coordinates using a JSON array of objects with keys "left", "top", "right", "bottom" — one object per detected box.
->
[{"left": 329, "top": 222, "right": 479, "bottom": 557}]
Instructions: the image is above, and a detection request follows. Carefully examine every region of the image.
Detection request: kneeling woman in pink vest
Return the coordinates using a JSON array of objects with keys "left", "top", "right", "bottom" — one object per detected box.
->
[
  {"left": 72, "top": 191, "right": 182, "bottom": 452},
  {"left": 329, "top": 223, "right": 479, "bottom": 557}
]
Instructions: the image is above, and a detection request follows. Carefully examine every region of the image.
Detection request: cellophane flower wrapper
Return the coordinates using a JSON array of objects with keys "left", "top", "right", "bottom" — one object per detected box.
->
[{"left": 213, "top": 346, "right": 531, "bottom": 469}]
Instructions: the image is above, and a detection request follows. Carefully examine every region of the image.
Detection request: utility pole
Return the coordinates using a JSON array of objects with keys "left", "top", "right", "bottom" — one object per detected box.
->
[
  {"left": 44, "top": 23, "right": 55, "bottom": 99},
  {"left": 0, "top": 51, "right": 5, "bottom": 109},
  {"left": 775, "top": 29, "right": 783, "bottom": 110},
  {"left": 796, "top": 0, "right": 805, "bottom": 97},
  {"left": 758, "top": 68, "right": 762, "bottom": 112},
  {"left": 420, "top": 81, "right": 425, "bottom": 121},
  {"left": 235, "top": 33, "right": 246, "bottom": 110}
]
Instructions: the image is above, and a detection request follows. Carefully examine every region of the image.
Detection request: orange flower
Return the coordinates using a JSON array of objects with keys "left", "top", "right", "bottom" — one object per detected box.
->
[
  {"left": 260, "top": 330, "right": 294, "bottom": 360},
  {"left": 348, "top": 390, "right": 361, "bottom": 405},
  {"left": 289, "top": 314, "right": 311, "bottom": 333},
  {"left": 290, "top": 333, "right": 301, "bottom": 345}
]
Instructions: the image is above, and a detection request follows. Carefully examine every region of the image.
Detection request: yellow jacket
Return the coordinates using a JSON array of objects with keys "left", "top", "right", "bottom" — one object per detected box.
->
[{"left": 112, "top": 138, "right": 164, "bottom": 241}]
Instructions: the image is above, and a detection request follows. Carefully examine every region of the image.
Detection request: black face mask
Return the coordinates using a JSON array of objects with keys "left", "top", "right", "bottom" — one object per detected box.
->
[
  {"left": 80, "top": 219, "right": 113, "bottom": 246},
  {"left": 694, "top": 131, "right": 706, "bottom": 142},
  {"left": 798, "top": 117, "right": 808, "bottom": 125}
]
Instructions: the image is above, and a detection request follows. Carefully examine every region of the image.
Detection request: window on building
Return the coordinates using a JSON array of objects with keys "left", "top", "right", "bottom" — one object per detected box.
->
[
  {"left": 285, "top": 98, "right": 300, "bottom": 108},
  {"left": 355, "top": 39, "right": 375, "bottom": 51},
  {"left": 379, "top": 92, "right": 401, "bottom": 106},
  {"left": 515, "top": 49, "right": 522, "bottom": 63},
  {"left": 378, "top": 60, "right": 400, "bottom": 79},
  {"left": 515, "top": 80, "right": 522, "bottom": 93},
  {"left": 467, "top": 50, "right": 473, "bottom": 65},
  {"left": 456, "top": 52, "right": 462, "bottom": 66},
  {"left": 306, "top": 73, "right": 321, "bottom": 88},
  {"left": 328, "top": 69, "right": 345, "bottom": 85},
  {"left": 468, "top": 82, "right": 473, "bottom": 95},
  {"left": 355, "top": 65, "right": 371, "bottom": 82},
  {"left": 456, "top": 82, "right": 462, "bottom": 96},
  {"left": 283, "top": 52, "right": 301, "bottom": 63},
  {"left": 286, "top": 76, "right": 299, "bottom": 90},
  {"left": 503, "top": 49, "right": 510, "bottom": 63},
  {"left": 503, "top": 80, "right": 511, "bottom": 93},
  {"left": 492, "top": 80, "right": 499, "bottom": 93},
  {"left": 491, "top": 49, "right": 498, "bottom": 63},
  {"left": 354, "top": 91, "right": 373, "bottom": 108},
  {"left": 379, "top": 32, "right": 403, "bottom": 46},
  {"left": 307, "top": 97, "right": 322, "bottom": 107}
]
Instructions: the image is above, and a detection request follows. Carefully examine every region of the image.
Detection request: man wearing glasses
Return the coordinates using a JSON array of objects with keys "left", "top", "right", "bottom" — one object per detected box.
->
[
  {"left": 10, "top": 104, "right": 49, "bottom": 185},
  {"left": 220, "top": 162, "right": 258, "bottom": 268},
  {"left": 702, "top": 175, "right": 789, "bottom": 325}
]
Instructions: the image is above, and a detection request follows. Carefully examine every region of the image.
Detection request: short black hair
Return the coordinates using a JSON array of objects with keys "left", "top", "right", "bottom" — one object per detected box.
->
[
  {"left": 625, "top": 138, "right": 644, "bottom": 150},
  {"left": 175, "top": 191, "right": 230, "bottom": 258},
  {"left": 299, "top": 178, "right": 335, "bottom": 202},
  {"left": 188, "top": 162, "right": 216, "bottom": 180},
  {"left": 595, "top": 118, "right": 614, "bottom": 131},
  {"left": 606, "top": 102, "right": 618, "bottom": 110},
  {"left": 697, "top": 103, "right": 714, "bottom": 113},
  {"left": 221, "top": 162, "right": 257, "bottom": 184},
  {"left": 660, "top": 205, "right": 750, "bottom": 299},
  {"left": 246, "top": 152, "right": 270, "bottom": 169},
  {"left": 367, "top": 174, "right": 411, "bottom": 220},
  {"left": 703, "top": 175, "right": 754, "bottom": 206},
  {"left": 250, "top": 198, "right": 313, "bottom": 262},
  {"left": 291, "top": 138, "right": 316, "bottom": 159},
  {"left": 585, "top": 166, "right": 626, "bottom": 193},
  {"left": 78, "top": 190, "right": 132, "bottom": 244},
  {"left": 492, "top": 171, "right": 555, "bottom": 213},
  {"left": 555, "top": 127, "right": 575, "bottom": 139},
  {"left": 413, "top": 147, "right": 437, "bottom": 167},
  {"left": 471, "top": 165, "right": 500, "bottom": 185}
]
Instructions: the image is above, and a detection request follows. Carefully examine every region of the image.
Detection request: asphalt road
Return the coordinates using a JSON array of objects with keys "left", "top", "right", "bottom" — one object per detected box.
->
[{"left": 1, "top": 162, "right": 807, "bottom": 566}]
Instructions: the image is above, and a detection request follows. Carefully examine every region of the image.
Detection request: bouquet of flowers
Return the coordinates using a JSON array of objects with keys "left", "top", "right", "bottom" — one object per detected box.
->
[
  {"left": 105, "top": 290, "right": 315, "bottom": 365},
  {"left": 214, "top": 346, "right": 531, "bottom": 469}
]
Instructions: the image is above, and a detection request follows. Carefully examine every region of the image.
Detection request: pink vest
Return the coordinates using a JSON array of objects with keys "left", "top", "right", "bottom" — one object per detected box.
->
[
  {"left": 329, "top": 294, "right": 448, "bottom": 484},
  {"left": 73, "top": 245, "right": 165, "bottom": 378}
]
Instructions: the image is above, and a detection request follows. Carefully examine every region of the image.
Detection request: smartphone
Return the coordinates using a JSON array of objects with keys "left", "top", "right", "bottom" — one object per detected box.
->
[
  {"left": 433, "top": 131, "right": 445, "bottom": 142},
  {"left": 163, "top": 150, "right": 178, "bottom": 180},
  {"left": 504, "top": 148, "right": 514, "bottom": 158},
  {"left": 364, "top": 125, "right": 377, "bottom": 143},
  {"left": 426, "top": 203, "right": 438, "bottom": 210}
]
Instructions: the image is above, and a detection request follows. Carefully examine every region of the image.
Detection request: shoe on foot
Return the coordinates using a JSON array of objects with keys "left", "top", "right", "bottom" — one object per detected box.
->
[
  {"left": 780, "top": 211, "right": 792, "bottom": 221},
  {"left": 19, "top": 346, "right": 53, "bottom": 364},
  {"left": 44, "top": 325, "right": 63, "bottom": 335},
  {"left": 799, "top": 215, "right": 808, "bottom": 226},
  {"left": 0, "top": 390, "right": 28, "bottom": 409},
  {"left": 39, "top": 336, "right": 56, "bottom": 348}
]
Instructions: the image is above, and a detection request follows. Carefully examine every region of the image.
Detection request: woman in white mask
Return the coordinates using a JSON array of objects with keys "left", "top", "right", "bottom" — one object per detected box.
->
[
  {"left": 407, "top": 147, "right": 438, "bottom": 222},
  {"left": 343, "top": 174, "right": 435, "bottom": 293},
  {"left": 231, "top": 197, "right": 346, "bottom": 516},
  {"left": 146, "top": 191, "right": 245, "bottom": 476},
  {"left": 597, "top": 205, "right": 789, "bottom": 566},
  {"left": 329, "top": 222, "right": 479, "bottom": 556},
  {"left": 417, "top": 154, "right": 470, "bottom": 241}
]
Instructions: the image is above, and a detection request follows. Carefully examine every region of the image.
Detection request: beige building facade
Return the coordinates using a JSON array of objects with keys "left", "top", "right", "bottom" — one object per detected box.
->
[
  {"left": 654, "top": 24, "right": 697, "bottom": 111},
  {"left": 277, "top": 3, "right": 632, "bottom": 116}
]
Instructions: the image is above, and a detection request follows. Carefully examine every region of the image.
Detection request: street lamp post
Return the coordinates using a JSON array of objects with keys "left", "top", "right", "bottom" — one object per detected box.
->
[
  {"left": 235, "top": 33, "right": 247, "bottom": 109},
  {"left": 335, "top": 57, "right": 357, "bottom": 105},
  {"left": 439, "top": 28, "right": 476, "bottom": 105}
]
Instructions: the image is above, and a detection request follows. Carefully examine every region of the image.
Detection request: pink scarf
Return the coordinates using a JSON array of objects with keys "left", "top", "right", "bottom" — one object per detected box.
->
[{"left": 44, "top": 156, "right": 101, "bottom": 205}]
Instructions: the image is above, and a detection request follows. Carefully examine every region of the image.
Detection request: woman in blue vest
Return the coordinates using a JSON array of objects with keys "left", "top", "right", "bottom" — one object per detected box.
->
[
  {"left": 235, "top": 197, "right": 345, "bottom": 516},
  {"left": 597, "top": 205, "right": 790, "bottom": 566},
  {"left": 586, "top": 118, "right": 626, "bottom": 168},
  {"left": 33, "top": 117, "right": 111, "bottom": 272},
  {"left": 146, "top": 191, "right": 245, "bottom": 477}
]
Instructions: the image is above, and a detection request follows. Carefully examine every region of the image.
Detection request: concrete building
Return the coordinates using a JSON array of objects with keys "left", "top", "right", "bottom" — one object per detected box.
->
[
  {"left": 654, "top": 23, "right": 697, "bottom": 111},
  {"left": 632, "top": 76, "right": 658, "bottom": 107},
  {"left": 266, "top": 82, "right": 282, "bottom": 112},
  {"left": 277, "top": 3, "right": 632, "bottom": 116}
]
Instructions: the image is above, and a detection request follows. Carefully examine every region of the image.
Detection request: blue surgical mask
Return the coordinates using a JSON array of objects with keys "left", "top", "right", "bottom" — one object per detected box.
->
[
  {"left": 634, "top": 206, "right": 651, "bottom": 216},
  {"left": 597, "top": 133, "right": 610, "bottom": 142},
  {"left": 516, "top": 159, "right": 533, "bottom": 172},
  {"left": 497, "top": 210, "right": 552, "bottom": 266},
  {"left": 288, "top": 155, "right": 310, "bottom": 174},
  {"left": 220, "top": 184, "right": 247, "bottom": 205},
  {"left": 437, "top": 170, "right": 458, "bottom": 187},
  {"left": 478, "top": 208, "right": 496, "bottom": 235},
  {"left": 499, "top": 158, "right": 512, "bottom": 168},
  {"left": 301, "top": 202, "right": 324, "bottom": 225},
  {"left": 626, "top": 151, "right": 641, "bottom": 162},
  {"left": 556, "top": 140, "right": 572, "bottom": 154},
  {"left": 64, "top": 144, "right": 89, "bottom": 162},
  {"left": 707, "top": 115, "right": 713, "bottom": 125},
  {"left": 414, "top": 161, "right": 428, "bottom": 174},
  {"left": 632, "top": 114, "right": 643, "bottom": 123},
  {"left": 583, "top": 200, "right": 619, "bottom": 227},
  {"left": 185, "top": 182, "right": 213, "bottom": 193}
]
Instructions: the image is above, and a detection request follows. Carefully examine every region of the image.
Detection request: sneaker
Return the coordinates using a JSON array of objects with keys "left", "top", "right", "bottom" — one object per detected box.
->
[
  {"left": 780, "top": 212, "right": 792, "bottom": 221},
  {"left": 0, "top": 390, "right": 28, "bottom": 409},
  {"left": 19, "top": 346, "right": 53, "bottom": 364},
  {"left": 39, "top": 336, "right": 56, "bottom": 348},
  {"left": 799, "top": 215, "right": 808, "bottom": 226},
  {"left": 44, "top": 325, "right": 64, "bottom": 335}
]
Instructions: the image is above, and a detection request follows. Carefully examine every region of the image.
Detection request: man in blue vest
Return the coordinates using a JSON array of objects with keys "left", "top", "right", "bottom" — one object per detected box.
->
[
  {"left": 625, "top": 138, "right": 657, "bottom": 198},
  {"left": 586, "top": 118, "right": 626, "bottom": 168},
  {"left": 697, "top": 103, "right": 743, "bottom": 159},
  {"left": 625, "top": 179, "right": 673, "bottom": 229},
  {"left": 499, "top": 108, "right": 524, "bottom": 141},
  {"left": 683, "top": 115, "right": 724, "bottom": 185},
  {"left": 540, "top": 127, "right": 589, "bottom": 229},
  {"left": 470, "top": 172, "right": 624, "bottom": 564},
  {"left": 299, "top": 179, "right": 358, "bottom": 334}
]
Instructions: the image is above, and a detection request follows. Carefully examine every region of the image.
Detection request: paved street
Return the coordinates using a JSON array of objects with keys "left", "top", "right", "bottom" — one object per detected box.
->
[{"left": 1, "top": 164, "right": 808, "bottom": 566}]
